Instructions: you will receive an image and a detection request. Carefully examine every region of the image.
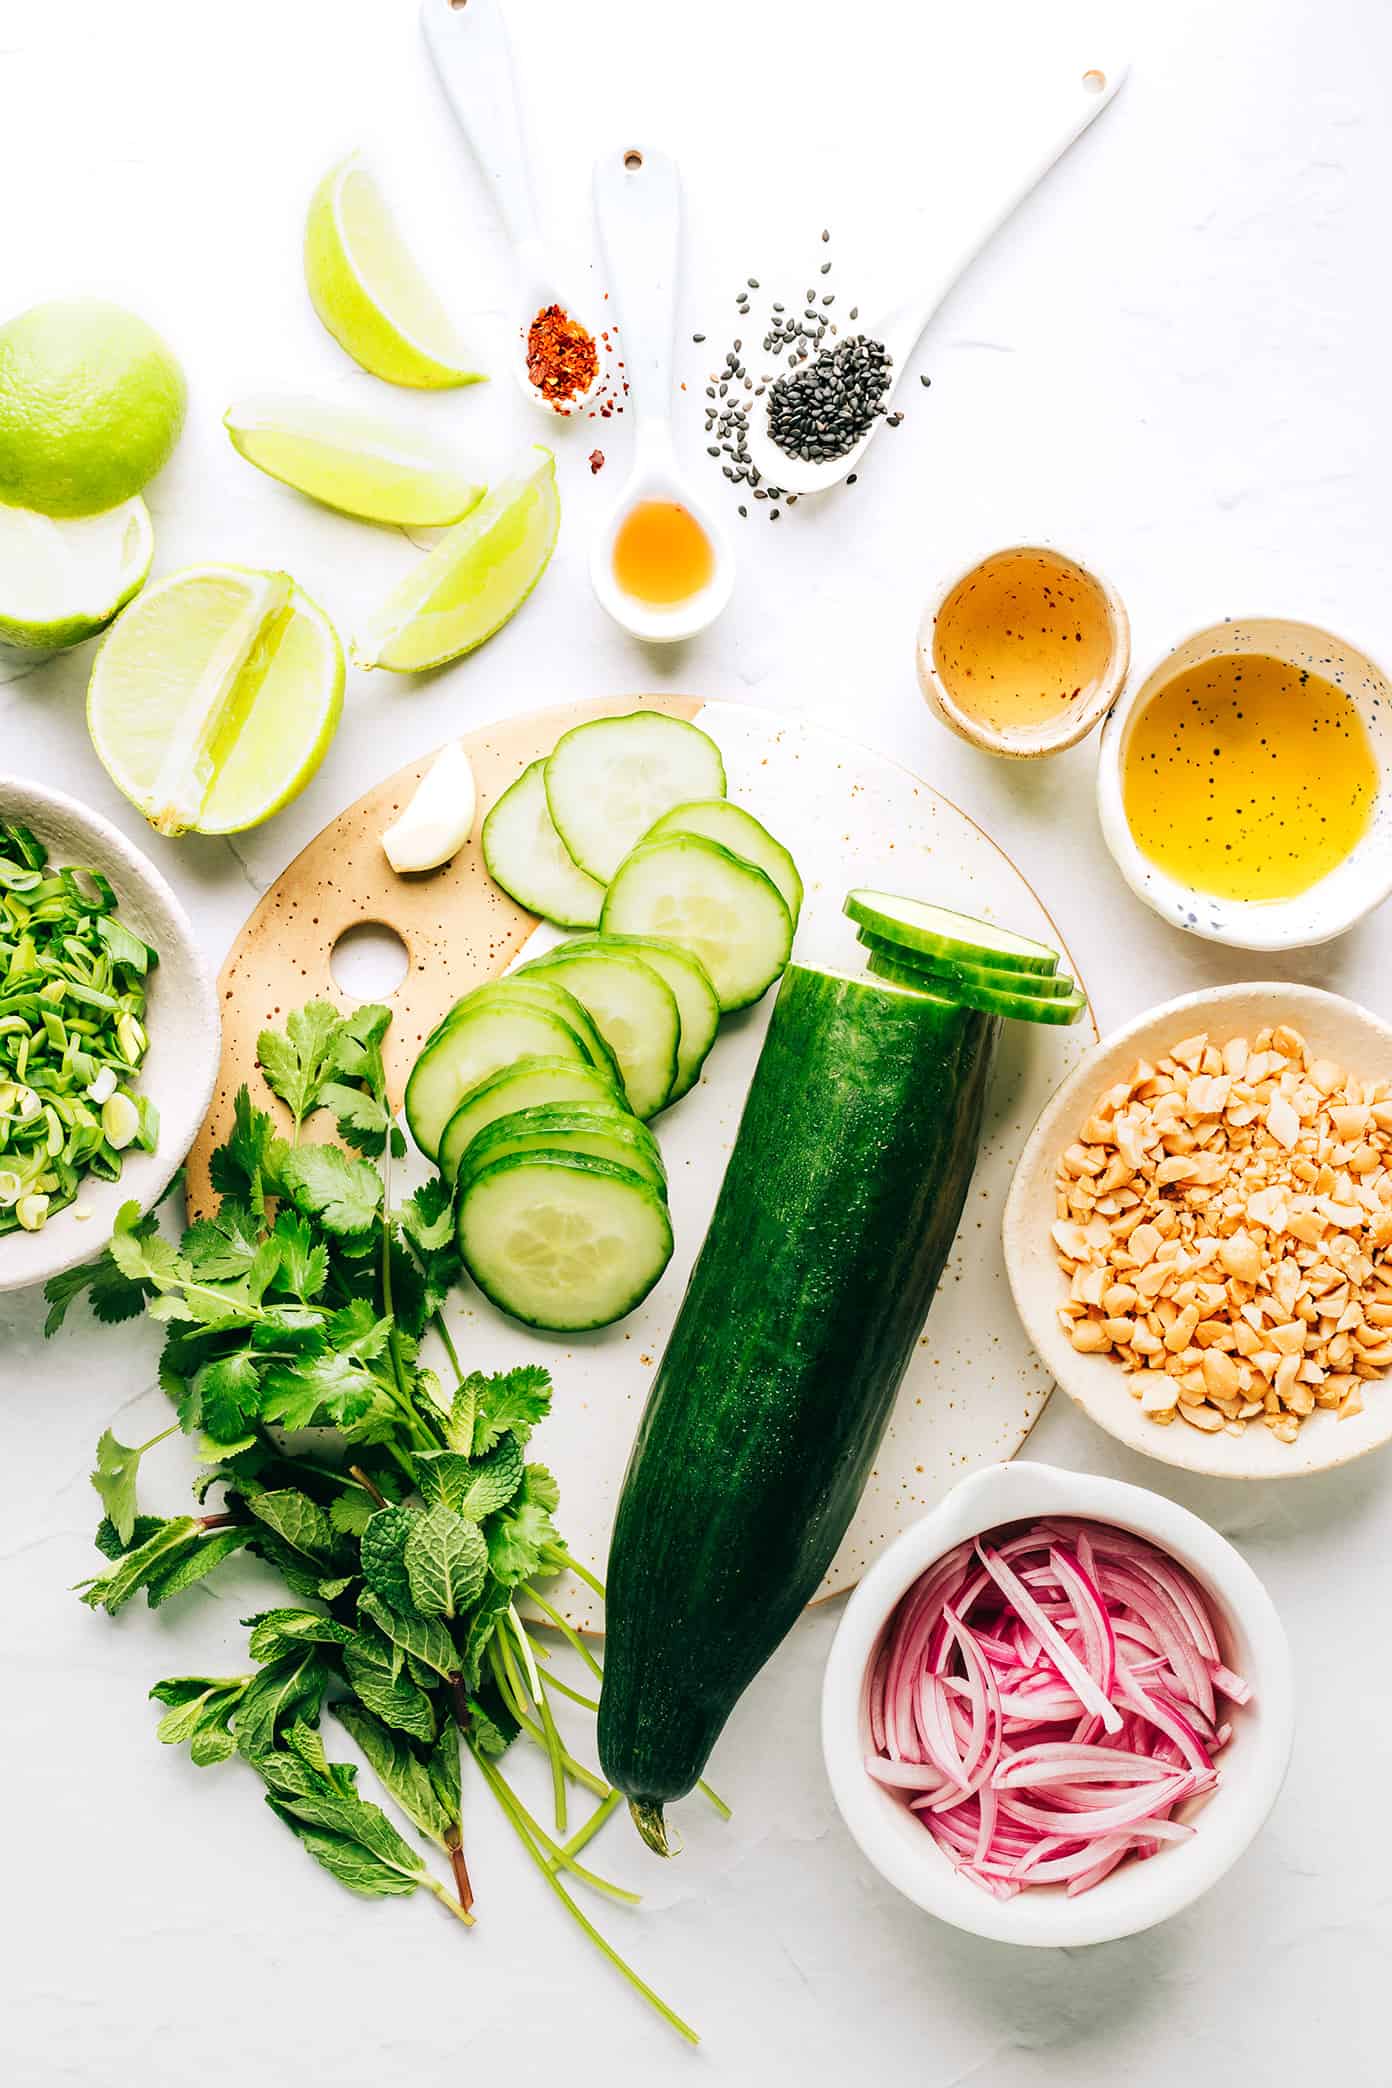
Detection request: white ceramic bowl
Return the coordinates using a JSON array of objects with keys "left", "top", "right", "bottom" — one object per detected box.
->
[
  {"left": 821, "top": 1459, "right": 1295, "bottom": 1947},
  {"left": 1003, "top": 982, "right": 1392, "bottom": 1478},
  {"left": 0, "top": 776, "right": 219, "bottom": 1293},
  {"left": 1097, "top": 616, "right": 1392, "bottom": 950}
]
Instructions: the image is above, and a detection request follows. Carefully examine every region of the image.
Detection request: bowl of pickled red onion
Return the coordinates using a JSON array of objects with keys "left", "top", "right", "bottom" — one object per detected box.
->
[{"left": 821, "top": 1460, "right": 1294, "bottom": 1946}]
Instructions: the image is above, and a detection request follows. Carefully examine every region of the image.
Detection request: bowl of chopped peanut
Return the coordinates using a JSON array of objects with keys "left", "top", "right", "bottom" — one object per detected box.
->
[{"left": 1003, "top": 983, "right": 1392, "bottom": 1476}]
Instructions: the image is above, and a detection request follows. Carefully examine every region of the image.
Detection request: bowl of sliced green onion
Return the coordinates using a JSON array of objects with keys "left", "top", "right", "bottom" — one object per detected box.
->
[{"left": 0, "top": 776, "right": 219, "bottom": 1292}]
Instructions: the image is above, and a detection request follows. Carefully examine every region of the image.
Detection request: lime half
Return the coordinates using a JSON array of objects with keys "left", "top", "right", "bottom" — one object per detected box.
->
[
  {"left": 0, "top": 300, "right": 185, "bottom": 518},
  {"left": 0, "top": 498, "right": 152, "bottom": 654},
  {"left": 304, "top": 156, "right": 485, "bottom": 390},
  {"left": 353, "top": 446, "right": 559, "bottom": 672},
  {"left": 224, "top": 393, "right": 486, "bottom": 526},
  {"left": 88, "top": 565, "right": 345, "bottom": 835}
]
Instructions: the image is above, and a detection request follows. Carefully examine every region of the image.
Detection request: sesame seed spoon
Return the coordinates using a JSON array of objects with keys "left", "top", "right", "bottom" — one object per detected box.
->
[{"left": 742, "top": 42, "right": 1130, "bottom": 497}]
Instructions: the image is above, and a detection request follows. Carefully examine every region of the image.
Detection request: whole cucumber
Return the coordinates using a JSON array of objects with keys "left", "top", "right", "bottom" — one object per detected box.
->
[{"left": 597, "top": 964, "right": 999, "bottom": 1851}]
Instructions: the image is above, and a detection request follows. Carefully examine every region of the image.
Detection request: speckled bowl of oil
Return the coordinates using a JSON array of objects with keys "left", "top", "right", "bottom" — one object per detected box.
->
[
  {"left": 1098, "top": 617, "right": 1392, "bottom": 951},
  {"left": 917, "top": 544, "right": 1130, "bottom": 759}
]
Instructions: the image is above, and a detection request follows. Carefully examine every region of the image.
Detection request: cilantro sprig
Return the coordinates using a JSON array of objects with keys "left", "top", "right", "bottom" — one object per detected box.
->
[{"left": 50, "top": 998, "right": 712, "bottom": 2043}]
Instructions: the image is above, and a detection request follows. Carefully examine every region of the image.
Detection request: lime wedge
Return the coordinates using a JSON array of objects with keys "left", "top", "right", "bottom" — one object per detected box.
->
[
  {"left": 224, "top": 394, "right": 487, "bottom": 526},
  {"left": 88, "top": 565, "right": 345, "bottom": 835},
  {"left": 353, "top": 446, "right": 560, "bottom": 672},
  {"left": 0, "top": 498, "right": 152, "bottom": 654},
  {"left": 304, "top": 155, "right": 485, "bottom": 390}
]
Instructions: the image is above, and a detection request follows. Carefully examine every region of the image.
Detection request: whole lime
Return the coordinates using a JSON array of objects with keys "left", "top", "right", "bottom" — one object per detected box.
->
[{"left": 0, "top": 299, "right": 187, "bottom": 517}]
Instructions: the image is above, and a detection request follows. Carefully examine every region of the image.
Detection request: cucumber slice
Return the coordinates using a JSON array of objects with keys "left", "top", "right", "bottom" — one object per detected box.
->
[
  {"left": 455, "top": 1103, "right": 666, "bottom": 1193},
  {"left": 405, "top": 999, "right": 593, "bottom": 1161},
  {"left": 521, "top": 948, "right": 680, "bottom": 1119},
  {"left": 600, "top": 835, "right": 793, "bottom": 1013},
  {"left": 457, "top": 1151, "right": 674, "bottom": 1330},
  {"left": 855, "top": 928, "right": 1078, "bottom": 999},
  {"left": 482, "top": 759, "right": 604, "bottom": 927},
  {"left": 642, "top": 800, "right": 803, "bottom": 923},
  {"left": 866, "top": 948, "right": 1086, "bottom": 1025},
  {"left": 443, "top": 974, "right": 625, "bottom": 1093},
  {"left": 540, "top": 933, "right": 719, "bottom": 1103},
  {"left": 439, "top": 1055, "right": 623, "bottom": 1184},
  {"left": 544, "top": 712, "right": 726, "bottom": 883},
  {"left": 844, "top": 889, "right": 1059, "bottom": 978}
]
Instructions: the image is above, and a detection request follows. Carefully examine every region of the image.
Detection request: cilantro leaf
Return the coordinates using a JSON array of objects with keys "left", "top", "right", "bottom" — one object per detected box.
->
[
  {"left": 330, "top": 1002, "right": 392, "bottom": 1086},
  {"left": 468, "top": 1366, "right": 553, "bottom": 1455},
  {"left": 108, "top": 1199, "right": 186, "bottom": 1293},
  {"left": 91, "top": 1426, "right": 171, "bottom": 1546},
  {"left": 486, "top": 1469, "right": 562, "bottom": 1588},
  {"left": 279, "top": 1144, "right": 382, "bottom": 1239},
  {"left": 43, "top": 1245, "right": 150, "bottom": 1335},
  {"left": 183, "top": 1202, "right": 264, "bottom": 1282},
  {"left": 328, "top": 1489, "right": 378, "bottom": 1538},
  {"left": 404, "top": 1505, "right": 487, "bottom": 1620},
  {"left": 209, "top": 1087, "right": 284, "bottom": 1208},
  {"left": 257, "top": 1002, "right": 346, "bottom": 1129},
  {"left": 320, "top": 1081, "right": 392, "bottom": 1158},
  {"left": 192, "top": 1351, "right": 264, "bottom": 1444},
  {"left": 460, "top": 1573, "right": 512, "bottom": 1690},
  {"left": 260, "top": 1349, "right": 375, "bottom": 1432},
  {"left": 267, "top": 1210, "right": 329, "bottom": 1302}
]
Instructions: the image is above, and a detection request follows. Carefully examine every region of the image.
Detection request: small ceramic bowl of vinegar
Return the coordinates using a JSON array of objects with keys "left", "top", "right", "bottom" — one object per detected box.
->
[
  {"left": 1098, "top": 617, "right": 1392, "bottom": 951},
  {"left": 917, "top": 543, "right": 1130, "bottom": 759}
]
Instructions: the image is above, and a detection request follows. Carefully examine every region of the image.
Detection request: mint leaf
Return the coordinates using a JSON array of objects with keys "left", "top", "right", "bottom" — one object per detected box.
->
[
  {"left": 94, "top": 1513, "right": 165, "bottom": 1562},
  {"left": 360, "top": 1505, "right": 418, "bottom": 1614},
  {"left": 257, "top": 1002, "right": 345, "bottom": 1129},
  {"left": 404, "top": 1505, "right": 487, "bottom": 1620},
  {"left": 460, "top": 1573, "right": 511, "bottom": 1689},
  {"left": 334, "top": 1703, "right": 456, "bottom": 1849},
  {"left": 244, "top": 1609, "right": 356, "bottom": 1662},
  {"left": 416, "top": 1437, "right": 523, "bottom": 1521},
  {"left": 279, "top": 1145, "right": 382, "bottom": 1240},
  {"left": 235, "top": 1649, "right": 330, "bottom": 1759},
  {"left": 265, "top": 1811, "right": 421, "bottom": 1900},
  {"left": 248, "top": 1490, "right": 333, "bottom": 1560},
  {"left": 342, "top": 1629, "right": 437, "bottom": 1743},
  {"left": 359, "top": 1590, "right": 458, "bottom": 1681},
  {"left": 77, "top": 1516, "right": 201, "bottom": 1614},
  {"left": 145, "top": 1526, "right": 254, "bottom": 1608},
  {"left": 151, "top": 1676, "right": 246, "bottom": 1756}
]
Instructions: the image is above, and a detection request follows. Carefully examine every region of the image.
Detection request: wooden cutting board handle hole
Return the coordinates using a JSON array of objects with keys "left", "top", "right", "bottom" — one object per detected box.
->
[{"left": 329, "top": 920, "right": 412, "bottom": 1001}]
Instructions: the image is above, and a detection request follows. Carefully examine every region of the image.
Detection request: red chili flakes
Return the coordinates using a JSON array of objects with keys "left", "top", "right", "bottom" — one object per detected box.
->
[
  {"left": 588, "top": 449, "right": 605, "bottom": 474},
  {"left": 526, "top": 303, "right": 599, "bottom": 405}
]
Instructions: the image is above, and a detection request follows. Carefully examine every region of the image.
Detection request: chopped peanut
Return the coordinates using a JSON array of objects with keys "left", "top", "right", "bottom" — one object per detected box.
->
[{"left": 1052, "top": 1027, "right": 1392, "bottom": 1442}]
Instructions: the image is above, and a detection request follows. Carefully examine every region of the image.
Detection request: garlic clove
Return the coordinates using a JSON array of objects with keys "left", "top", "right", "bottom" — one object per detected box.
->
[{"left": 382, "top": 741, "right": 477, "bottom": 874}]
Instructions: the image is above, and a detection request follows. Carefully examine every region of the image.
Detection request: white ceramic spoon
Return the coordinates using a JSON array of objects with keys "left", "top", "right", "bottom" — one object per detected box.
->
[
  {"left": 420, "top": 0, "right": 603, "bottom": 417},
  {"left": 743, "top": 45, "right": 1129, "bottom": 496},
  {"left": 589, "top": 147, "right": 734, "bottom": 643}
]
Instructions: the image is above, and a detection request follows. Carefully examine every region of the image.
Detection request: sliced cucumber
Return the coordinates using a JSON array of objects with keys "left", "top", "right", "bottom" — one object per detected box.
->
[
  {"left": 457, "top": 1151, "right": 674, "bottom": 1330},
  {"left": 455, "top": 1103, "right": 666, "bottom": 1193},
  {"left": 439, "top": 1055, "right": 623, "bottom": 1184},
  {"left": 544, "top": 712, "right": 726, "bottom": 883},
  {"left": 541, "top": 933, "right": 719, "bottom": 1103},
  {"left": 521, "top": 947, "right": 680, "bottom": 1119},
  {"left": 482, "top": 759, "right": 604, "bottom": 927},
  {"left": 443, "top": 974, "right": 625, "bottom": 1094},
  {"left": 855, "top": 928, "right": 1077, "bottom": 1000},
  {"left": 866, "top": 947, "right": 1086, "bottom": 1025},
  {"left": 405, "top": 999, "right": 593, "bottom": 1161},
  {"left": 844, "top": 889, "right": 1059, "bottom": 978},
  {"left": 642, "top": 800, "right": 803, "bottom": 923},
  {"left": 600, "top": 835, "right": 792, "bottom": 1014}
]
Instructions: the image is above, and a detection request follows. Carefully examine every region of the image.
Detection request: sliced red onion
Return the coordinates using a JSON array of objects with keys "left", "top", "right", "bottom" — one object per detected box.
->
[{"left": 864, "top": 1513, "right": 1247, "bottom": 1899}]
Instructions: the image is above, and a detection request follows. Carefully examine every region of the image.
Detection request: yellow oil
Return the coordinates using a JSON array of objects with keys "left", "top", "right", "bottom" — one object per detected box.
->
[
  {"left": 1122, "top": 652, "right": 1377, "bottom": 903},
  {"left": 932, "top": 546, "right": 1116, "bottom": 734},
  {"left": 612, "top": 500, "right": 714, "bottom": 606}
]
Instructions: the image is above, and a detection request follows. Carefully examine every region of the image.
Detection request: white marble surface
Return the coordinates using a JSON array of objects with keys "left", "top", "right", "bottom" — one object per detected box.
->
[{"left": 3, "top": 0, "right": 1390, "bottom": 2080}]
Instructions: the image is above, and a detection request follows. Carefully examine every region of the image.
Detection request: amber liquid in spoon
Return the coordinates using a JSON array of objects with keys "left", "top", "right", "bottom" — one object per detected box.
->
[{"left": 613, "top": 500, "right": 714, "bottom": 606}]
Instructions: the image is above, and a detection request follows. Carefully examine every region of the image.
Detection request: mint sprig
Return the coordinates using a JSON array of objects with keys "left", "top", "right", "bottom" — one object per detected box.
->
[{"left": 50, "top": 997, "right": 707, "bottom": 2044}]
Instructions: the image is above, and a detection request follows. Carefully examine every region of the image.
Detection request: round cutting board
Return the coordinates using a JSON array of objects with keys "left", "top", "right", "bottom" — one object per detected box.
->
[{"left": 190, "top": 696, "right": 1096, "bottom": 1628}]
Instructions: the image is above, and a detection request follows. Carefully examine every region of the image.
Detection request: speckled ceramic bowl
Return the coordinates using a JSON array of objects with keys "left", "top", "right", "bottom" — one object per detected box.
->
[
  {"left": 0, "top": 776, "right": 219, "bottom": 1294},
  {"left": 917, "top": 543, "right": 1130, "bottom": 759},
  {"left": 1098, "top": 616, "right": 1392, "bottom": 950}
]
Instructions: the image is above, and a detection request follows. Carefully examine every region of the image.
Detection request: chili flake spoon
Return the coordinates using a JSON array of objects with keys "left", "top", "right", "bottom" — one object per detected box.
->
[
  {"left": 741, "top": 45, "right": 1129, "bottom": 497},
  {"left": 420, "top": 0, "right": 603, "bottom": 417},
  {"left": 589, "top": 147, "right": 734, "bottom": 644}
]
